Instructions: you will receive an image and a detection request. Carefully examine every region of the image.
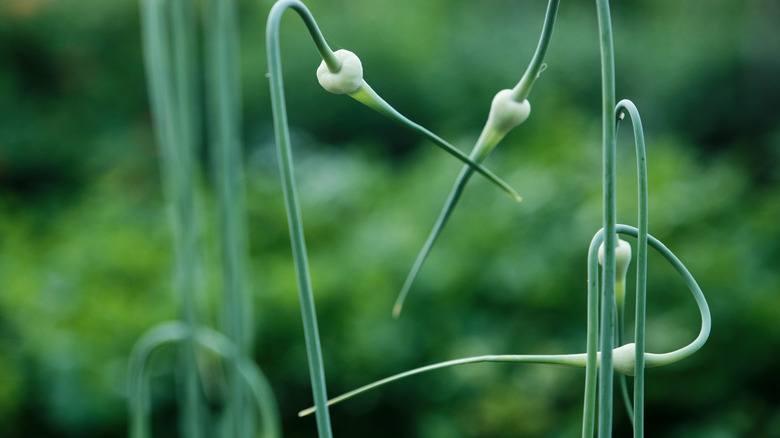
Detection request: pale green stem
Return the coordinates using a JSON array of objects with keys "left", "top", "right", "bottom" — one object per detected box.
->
[
  {"left": 138, "top": 0, "right": 203, "bottom": 435},
  {"left": 205, "top": 0, "right": 252, "bottom": 434},
  {"left": 512, "top": 0, "right": 561, "bottom": 101},
  {"left": 595, "top": 0, "right": 617, "bottom": 435},
  {"left": 299, "top": 353, "right": 596, "bottom": 418},
  {"left": 616, "top": 99, "right": 648, "bottom": 437},
  {"left": 392, "top": 163, "right": 473, "bottom": 318},
  {"left": 266, "top": 1, "right": 335, "bottom": 436},
  {"left": 583, "top": 229, "right": 602, "bottom": 438},
  {"left": 392, "top": 0, "right": 560, "bottom": 317},
  {"left": 616, "top": 275, "right": 635, "bottom": 427}
]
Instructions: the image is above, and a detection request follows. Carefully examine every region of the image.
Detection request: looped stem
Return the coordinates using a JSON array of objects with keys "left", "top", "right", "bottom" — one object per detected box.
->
[
  {"left": 128, "top": 321, "right": 281, "bottom": 438},
  {"left": 614, "top": 98, "right": 649, "bottom": 435},
  {"left": 305, "top": 225, "right": 709, "bottom": 420}
]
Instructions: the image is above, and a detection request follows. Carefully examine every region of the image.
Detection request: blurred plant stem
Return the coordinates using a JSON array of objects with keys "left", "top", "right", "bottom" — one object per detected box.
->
[
  {"left": 204, "top": 0, "right": 253, "bottom": 434},
  {"left": 138, "top": 0, "right": 205, "bottom": 435}
]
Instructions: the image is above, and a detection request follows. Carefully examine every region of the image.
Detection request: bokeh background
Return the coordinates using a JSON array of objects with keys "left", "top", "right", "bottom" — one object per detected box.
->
[{"left": 1, "top": 0, "right": 779, "bottom": 436}]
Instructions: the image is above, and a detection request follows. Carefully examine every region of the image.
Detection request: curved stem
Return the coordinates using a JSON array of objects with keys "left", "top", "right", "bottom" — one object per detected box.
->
[
  {"left": 616, "top": 225, "right": 711, "bottom": 368},
  {"left": 615, "top": 99, "right": 648, "bottom": 437},
  {"left": 266, "top": 2, "right": 335, "bottom": 436},
  {"left": 269, "top": 0, "right": 341, "bottom": 71},
  {"left": 303, "top": 222, "right": 710, "bottom": 420},
  {"left": 128, "top": 322, "right": 281, "bottom": 438},
  {"left": 512, "top": 0, "right": 562, "bottom": 101}
]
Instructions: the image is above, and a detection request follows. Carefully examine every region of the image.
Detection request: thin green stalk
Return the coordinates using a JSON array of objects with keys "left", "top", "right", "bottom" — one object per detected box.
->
[
  {"left": 266, "top": 2, "right": 335, "bottom": 436},
  {"left": 583, "top": 229, "right": 603, "bottom": 438},
  {"left": 615, "top": 99, "right": 648, "bottom": 437},
  {"left": 512, "top": 0, "right": 561, "bottom": 101},
  {"left": 204, "top": 0, "right": 252, "bottom": 434},
  {"left": 138, "top": 0, "right": 204, "bottom": 435},
  {"left": 595, "top": 0, "right": 617, "bottom": 435},
  {"left": 300, "top": 352, "right": 605, "bottom": 417},
  {"left": 392, "top": 0, "right": 560, "bottom": 317},
  {"left": 392, "top": 163, "right": 472, "bottom": 318}
]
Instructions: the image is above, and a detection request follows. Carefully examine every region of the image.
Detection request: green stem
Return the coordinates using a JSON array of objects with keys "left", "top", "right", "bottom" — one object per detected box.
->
[
  {"left": 299, "top": 352, "right": 599, "bottom": 417},
  {"left": 266, "top": 2, "right": 335, "bottom": 436},
  {"left": 138, "top": 0, "right": 203, "bottom": 435},
  {"left": 582, "top": 229, "right": 602, "bottom": 438},
  {"left": 615, "top": 99, "right": 648, "bottom": 437},
  {"left": 595, "top": 0, "right": 617, "bottom": 435},
  {"left": 512, "top": 0, "right": 561, "bottom": 101},
  {"left": 615, "top": 225, "right": 711, "bottom": 369},
  {"left": 205, "top": 0, "right": 252, "bottom": 434},
  {"left": 616, "top": 278, "right": 635, "bottom": 427},
  {"left": 392, "top": 164, "right": 474, "bottom": 318}
]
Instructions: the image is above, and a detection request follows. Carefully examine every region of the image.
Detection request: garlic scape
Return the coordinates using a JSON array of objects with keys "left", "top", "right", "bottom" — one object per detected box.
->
[
  {"left": 316, "top": 50, "right": 521, "bottom": 202},
  {"left": 300, "top": 224, "right": 711, "bottom": 417},
  {"left": 393, "top": 0, "right": 561, "bottom": 317}
]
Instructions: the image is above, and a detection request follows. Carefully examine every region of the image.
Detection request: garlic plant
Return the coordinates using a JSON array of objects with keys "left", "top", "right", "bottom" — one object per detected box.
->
[
  {"left": 130, "top": 0, "right": 713, "bottom": 436},
  {"left": 264, "top": 0, "right": 711, "bottom": 437}
]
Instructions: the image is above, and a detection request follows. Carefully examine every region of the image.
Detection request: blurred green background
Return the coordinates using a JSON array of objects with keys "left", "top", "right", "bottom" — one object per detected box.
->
[{"left": 1, "top": 0, "right": 779, "bottom": 436}]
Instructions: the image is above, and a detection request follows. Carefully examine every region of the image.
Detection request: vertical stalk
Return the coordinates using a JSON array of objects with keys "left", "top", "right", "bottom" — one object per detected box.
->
[
  {"left": 595, "top": 0, "right": 617, "bottom": 436},
  {"left": 583, "top": 230, "right": 603, "bottom": 438},
  {"left": 205, "top": 0, "right": 252, "bottom": 434},
  {"left": 170, "top": 0, "right": 204, "bottom": 435},
  {"left": 266, "top": 2, "right": 336, "bottom": 437},
  {"left": 140, "top": 0, "right": 204, "bottom": 435}
]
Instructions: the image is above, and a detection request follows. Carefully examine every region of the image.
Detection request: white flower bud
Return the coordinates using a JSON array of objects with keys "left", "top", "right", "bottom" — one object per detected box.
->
[
  {"left": 598, "top": 236, "right": 632, "bottom": 306},
  {"left": 485, "top": 89, "right": 531, "bottom": 134},
  {"left": 316, "top": 49, "right": 363, "bottom": 95},
  {"left": 598, "top": 236, "right": 632, "bottom": 281},
  {"left": 612, "top": 343, "right": 640, "bottom": 376}
]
